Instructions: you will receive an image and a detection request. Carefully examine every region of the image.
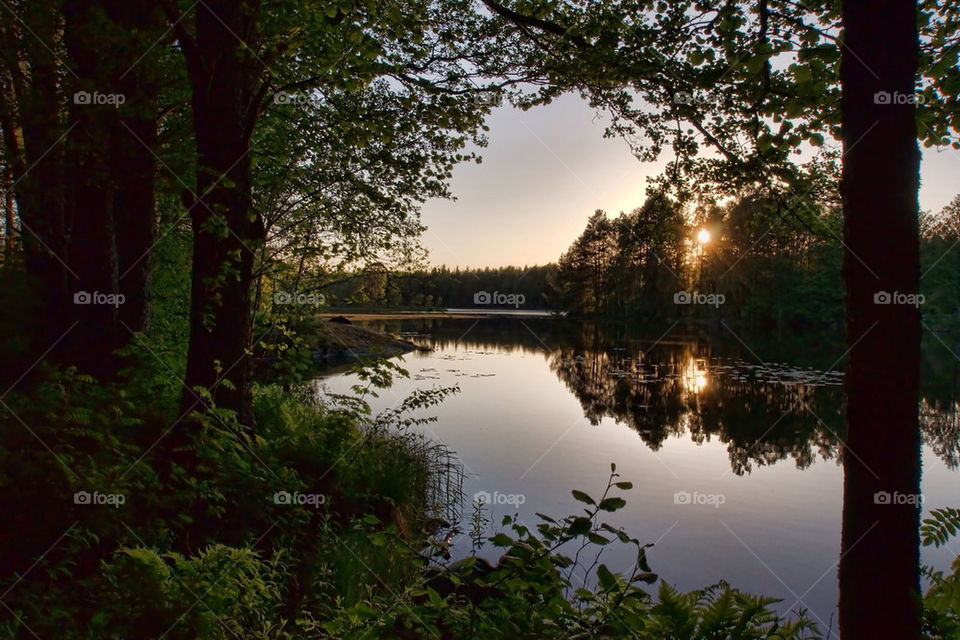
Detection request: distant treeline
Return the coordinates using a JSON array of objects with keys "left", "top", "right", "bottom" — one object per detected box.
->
[
  {"left": 325, "top": 192, "right": 960, "bottom": 329},
  {"left": 323, "top": 264, "right": 557, "bottom": 310},
  {"left": 547, "top": 191, "right": 960, "bottom": 330}
]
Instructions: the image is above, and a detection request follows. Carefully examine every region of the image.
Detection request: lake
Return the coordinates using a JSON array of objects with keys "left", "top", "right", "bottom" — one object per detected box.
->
[{"left": 316, "top": 315, "right": 960, "bottom": 633}]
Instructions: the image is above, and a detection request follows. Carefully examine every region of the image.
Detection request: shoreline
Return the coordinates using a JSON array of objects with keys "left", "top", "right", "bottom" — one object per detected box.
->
[{"left": 317, "top": 309, "right": 562, "bottom": 321}]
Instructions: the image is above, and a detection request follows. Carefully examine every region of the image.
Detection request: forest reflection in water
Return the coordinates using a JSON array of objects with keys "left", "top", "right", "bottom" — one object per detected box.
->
[
  {"left": 368, "top": 316, "right": 960, "bottom": 475},
  {"left": 318, "top": 315, "right": 960, "bottom": 625}
]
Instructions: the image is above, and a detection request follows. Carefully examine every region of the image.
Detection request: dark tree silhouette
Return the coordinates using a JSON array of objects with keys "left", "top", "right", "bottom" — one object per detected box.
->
[
  {"left": 109, "top": 1, "right": 164, "bottom": 337},
  {"left": 1, "top": 0, "right": 162, "bottom": 378},
  {"left": 838, "top": 1, "right": 923, "bottom": 638},
  {"left": 161, "top": 0, "right": 267, "bottom": 428},
  {"left": 64, "top": 0, "right": 126, "bottom": 377},
  {"left": 8, "top": 2, "right": 71, "bottom": 357}
]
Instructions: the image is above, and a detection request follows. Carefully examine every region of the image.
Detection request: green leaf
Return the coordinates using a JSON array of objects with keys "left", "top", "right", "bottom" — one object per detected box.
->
[
  {"left": 490, "top": 533, "right": 513, "bottom": 547},
  {"left": 587, "top": 532, "right": 611, "bottom": 545},
  {"left": 597, "top": 564, "right": 617, "bottom": 591},
  {"left": 598, "top": 497, "right": 627, "bottom": 512},
  {"left": 632, "top": 571, "right": 658, "bottom": 584},
  {"left": 745, "top": 54, "right": 769, "bottom": 74},
  {"left": 572, "top": 490, "right": 595, "bottom": 505},
  {"left": 614, "top": 481, "right": 633, "bottom": 490},
  {"left": 602, "top": 523, "right": 633, "bottom": 544},
  {"left": 638, "top": 546, "right": 653, "bottom": 572},
  {"left": 785, "top": 100, "right": 805, "bottom": 119},
  {"left": 567, "top": 517, "right": 592, "bottom": 537}
]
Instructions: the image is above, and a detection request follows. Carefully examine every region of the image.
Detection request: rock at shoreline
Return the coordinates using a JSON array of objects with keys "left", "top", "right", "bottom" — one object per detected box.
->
[{"left": 310, "top": 320, "right": 420, "bottom": 364}]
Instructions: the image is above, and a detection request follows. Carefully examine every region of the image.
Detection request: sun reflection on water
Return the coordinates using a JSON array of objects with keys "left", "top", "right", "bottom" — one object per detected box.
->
[{"left": 682, "top": 357, "right": 709, "bottom": 394}]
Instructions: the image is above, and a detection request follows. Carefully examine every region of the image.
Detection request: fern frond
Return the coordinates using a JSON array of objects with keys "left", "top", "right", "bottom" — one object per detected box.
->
[{"left": 922, "top": 508, "right": 960, "bottom": 547}]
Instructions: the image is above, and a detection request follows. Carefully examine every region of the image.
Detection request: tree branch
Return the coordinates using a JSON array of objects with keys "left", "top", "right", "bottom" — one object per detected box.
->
[
  {"left": 156, "top": 0, "right": 202, "bottom": 84},
  {"left": 481, "top": 0, "right": 589, "bottom": 48}
]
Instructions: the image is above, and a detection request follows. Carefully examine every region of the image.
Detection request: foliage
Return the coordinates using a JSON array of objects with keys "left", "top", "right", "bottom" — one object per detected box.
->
[
  {"left": 97, "top": 545, "right": 290, "bottom": 639},
  {"left": 545, "top": 190, "right": 960, "bottom": 332},
  {"left": 484, "top": 0, "right": 958, "bottom": 204},
  {"left": 246, "top": 0, "right": 525, "bottom": 344},
  {"left": 922, "top": 508, "right": 960, "bottom": 637},
  {"left": 327, "top": 467, "right": 821, "bottom": 639},
  {"left": 923, "top": 508, "right": 960, "bottom": 549},
  {"left": 0, "top": 349, "right": 446, "bottom": 638},
  {"left": 552, "top": 195, "right": 688, "bottom": 317},
  {"left": 0, "top": 358, "right": 831, "bottom": 638},
  {"left": 1, "top": 0, "right": 958, "bottom": 637},
  {"left": 547, "top": 190, "right": 845, "bottom": 329},
  {"left": 0, "top": 304, "right": 830, "bottom": 639}
]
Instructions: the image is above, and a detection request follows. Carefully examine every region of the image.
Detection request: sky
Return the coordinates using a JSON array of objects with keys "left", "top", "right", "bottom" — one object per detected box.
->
[{"left": 419, "top": 94, "right": 960, "bottom": 269}]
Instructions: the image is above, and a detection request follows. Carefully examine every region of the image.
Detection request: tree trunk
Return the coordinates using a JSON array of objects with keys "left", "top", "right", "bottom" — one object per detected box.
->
[
  {"left": 112, "top": 117, "right": 157, "bottom": 336},
  {"left": 16, "top": 2, "right": 71, "bottom": 357},
  {"left": 838, "top": 2, "right": 922, "bottom": 639},
  {"left": 2, "top": 165, "right": 13, "bottom": 264},
  {"left": 60, "top": 0, "right": 162, "bottom": 376},
  {"left": 64, "top": 0, "right": 123, "bottom": 378},
  {"left": 108, "top": 0, "right": 163, "bottom": 336},
  {"left": 178, "top": 0, "right": 264, "bottom": 428},
  {"left": 0, "top": 28, "right": 22, "bottom": 269}
]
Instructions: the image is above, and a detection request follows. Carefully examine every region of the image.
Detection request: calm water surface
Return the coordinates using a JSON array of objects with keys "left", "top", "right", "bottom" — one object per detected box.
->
[{"left": 317, "top": 317, "right": 960, "bottom": 632}]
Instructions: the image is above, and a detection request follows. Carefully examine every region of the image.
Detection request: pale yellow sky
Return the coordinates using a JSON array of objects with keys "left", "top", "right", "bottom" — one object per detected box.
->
[{"left": 421, "top": 94, "right": 960, "bottom": 269}]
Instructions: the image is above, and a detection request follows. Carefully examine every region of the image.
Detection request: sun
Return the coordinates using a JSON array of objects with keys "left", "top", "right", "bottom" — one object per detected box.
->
[{"left": 697, "top": 228, "right": 711, "bottom": 244}]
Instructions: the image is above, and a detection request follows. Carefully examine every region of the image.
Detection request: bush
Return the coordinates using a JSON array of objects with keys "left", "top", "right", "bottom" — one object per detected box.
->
[
  {"left": 922, "top": 508, "right": 960, "bottom": 637},
  {"left": 327, "top": 466, "right": 822, "bottom": 639},
  {"left": 96, "top": 545, "right": 290, "bottom": 639},
  {"left": 0, "top": 356, "right": 444, "bottom": 638}
]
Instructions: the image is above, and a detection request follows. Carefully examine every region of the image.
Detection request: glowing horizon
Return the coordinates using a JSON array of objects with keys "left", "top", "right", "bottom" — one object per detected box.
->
[{"left": 420, "top": 96, "right": 960, "bottom": 270}]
